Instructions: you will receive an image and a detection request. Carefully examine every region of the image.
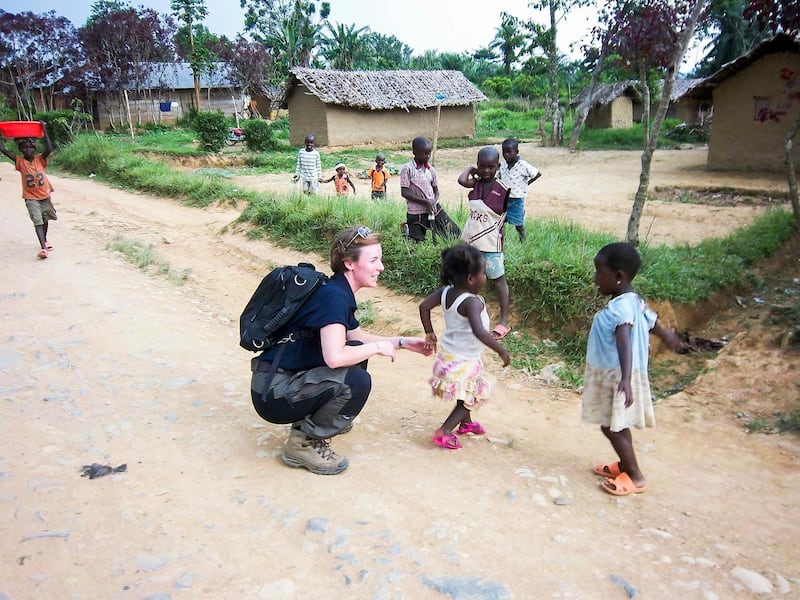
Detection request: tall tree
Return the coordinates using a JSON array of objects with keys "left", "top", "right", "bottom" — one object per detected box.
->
[
  {"left": 693, "top": 0, "right": 761, "bottom": 77},
  {"left": 320, "top": 22, "right": 368, "bottom": 70},
  {"left": 171, "top": 0, "right": 208, "bottom": 110},
  {"left": 569, "top": 1, "right": 627, "bottom": 150},
  {"left": 527, "top": 0, "right": 592, "bottom": 146},
  {"left": 613, "top": 0, "right": 678, "bottom": 141},
  {"left": 218, "top": 36, "right": 276, "bottom": 111},
  {"left": 743, "top": 0, "right": 800, "bottom": 34},
  {"left": 356, "top": 33, "right": 411, "bottom": 70},
  {"left": 242, "top": 0, "right": 329, "bottom": 74},
  {"left": 625, "top": 0, "right": 708, "bottom": 245},
  {"left": 490, "top": 12, "right": 525, "bottom": 76},
  {"left": 80, "top": 1, "right": 175, "bottom": 129},
  {"left": 0, "top": 10, "right": 82, "bottom": 118}
]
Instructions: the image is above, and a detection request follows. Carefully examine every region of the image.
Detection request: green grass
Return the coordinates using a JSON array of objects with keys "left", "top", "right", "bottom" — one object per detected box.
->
[
  {"left": 476, "top": 105, "right": 542, "bottom": 141},
  {"left": 127, "top": 128, "right": 202, "bottom": 155},
  {"left": 52, "top": 134, "right": 261, "bottom": 207},
  {"left": 745, "top": 409, "right": 800, "bottom": 434},
  {"left": 106, "top": 234, "right": 191, "bottom": 284}
]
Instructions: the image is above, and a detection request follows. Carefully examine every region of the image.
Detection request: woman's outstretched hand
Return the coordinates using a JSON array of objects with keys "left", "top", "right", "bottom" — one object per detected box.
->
[{"left": 402, "top": 337, "right": 434, "bottom": 356}]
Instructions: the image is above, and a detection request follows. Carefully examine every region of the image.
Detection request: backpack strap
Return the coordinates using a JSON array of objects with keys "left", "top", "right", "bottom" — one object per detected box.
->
[{"left": 259, "top": 343, "right": 288, "bottom": 404}]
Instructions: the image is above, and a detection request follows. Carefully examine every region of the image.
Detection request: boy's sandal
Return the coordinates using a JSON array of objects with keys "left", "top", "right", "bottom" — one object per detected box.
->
[
  {"left": 37, "top": 249, "right": 48, "bottom": 259},
  {"left": 491, "top": 324, "right": 511, "bottom": 340},
  {"left": 45, "top": 242, "right": 53, "bottom": 250},
  {"left": 593, "top": 461, "right": 622, "bottom": 478},
  {"left": 433, "top": 432, "right": 462, "bottom": 450},
  {"left": 601, "top": 472, "right": 646, "bottom": 496},
  {"left": 457, "top": 421, "right": 486, "bottom": 435}
]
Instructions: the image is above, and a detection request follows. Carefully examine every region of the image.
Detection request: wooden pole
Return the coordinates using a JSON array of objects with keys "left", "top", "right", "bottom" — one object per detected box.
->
[
  {"left": 432, "top": 101, "right": 441, "bottom": 166},
  {"left": 123, "top": 89, "right": 134, "bottom": 140}
]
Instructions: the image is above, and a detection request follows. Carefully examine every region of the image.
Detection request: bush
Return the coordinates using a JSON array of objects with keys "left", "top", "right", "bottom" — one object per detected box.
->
[
  {"left": 243, "top": 119, "right": 276, "bottom": 152},
  {"left": 34, "top": 109, "right": 90, "bottom": 147},
  {"left": 664, "top": 121, "right": 709, "bottom": 144},
  {"left": 480, "top": 76, "right": 513, "bottom": 99},
  {"left": 191, "top": 111, "right": 228, "bottom": 152},
  {"left": 269, "top": 116, "right": 290, "bottom": 140}
]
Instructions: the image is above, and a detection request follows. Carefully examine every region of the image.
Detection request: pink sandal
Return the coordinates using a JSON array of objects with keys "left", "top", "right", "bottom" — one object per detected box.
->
[
  {"left": 457, "top": 421, "right": 486, "bottom": 435},
  {"left": 433, "top": 431, "right": 462, "bottom": 449}
]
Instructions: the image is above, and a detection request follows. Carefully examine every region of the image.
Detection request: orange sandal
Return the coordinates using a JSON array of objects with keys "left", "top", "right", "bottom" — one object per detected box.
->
[
  {"left": 601, "top": 472, "right": 646, "bottom": 496},
  {"left": 593, "top": 461, "right": 622, "bottom": 478},
  {"left": 491, "top": 324, "right": 511, "bottom": 340}
]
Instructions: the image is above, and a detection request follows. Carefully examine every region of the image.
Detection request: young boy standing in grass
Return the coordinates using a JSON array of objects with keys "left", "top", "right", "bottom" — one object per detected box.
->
[
  {"left": 499, "top": 137, "right": 541, "bottom": 242},
  {"left": 458, "top": 146, "right": 512, "bottom": 339},
  {"left": 367, "top": 153, "right": 390, "bottom": 200},
  {"left": 0, "top": 123, "right": 56, "bottom": 259},
  {"left": 400, "top": 136, "right": 459, "bottom": 243},
  {"left": 293, "top": 133, "right": 322, "bottom": 194}
]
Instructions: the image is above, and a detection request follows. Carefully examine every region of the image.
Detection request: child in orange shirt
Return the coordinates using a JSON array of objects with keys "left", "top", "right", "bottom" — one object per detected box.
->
[
  {"left": 322, "top": 162, "right": 356, "bottom": 196},
  {"left": 0, "top": 123, "right": 56, "bottom": 259},
  {"left": 366, "top": 153, "right": 390, "bottom": 200}
]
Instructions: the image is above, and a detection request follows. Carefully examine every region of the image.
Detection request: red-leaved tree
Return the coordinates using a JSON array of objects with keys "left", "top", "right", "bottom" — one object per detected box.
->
[
  {"left": 79, "top": 3, "right": 175, "bottom": 131},
  {"left": 0, "top": 10, "right": 82, "bottom": 119},
  {"left": 624, "top": 0, "right": 708, "bottom": 245}
]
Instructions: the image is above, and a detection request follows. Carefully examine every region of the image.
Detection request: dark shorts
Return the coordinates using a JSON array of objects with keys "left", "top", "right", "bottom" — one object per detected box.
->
[
  {"left": 371, "top": 191, "right": 387, "bottom": 201},
  {"left": 406, "top": 206, "right": 461, "bottom": 243},
  {"left": 25, "top": 198, "right": 57, "bottom": 226},
  {"left": 250, "top": 358, "right": 371, "bottom": 439}
]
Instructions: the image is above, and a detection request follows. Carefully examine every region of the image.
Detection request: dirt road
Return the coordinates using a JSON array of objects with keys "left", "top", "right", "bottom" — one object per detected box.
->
[{"left": 1, "top": 147, "right": 798, "bottom": 599}]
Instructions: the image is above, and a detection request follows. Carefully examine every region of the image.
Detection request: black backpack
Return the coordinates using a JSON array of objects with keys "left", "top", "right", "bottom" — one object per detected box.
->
[{"left": 239, "top": 262, "right": 328, "bottom": 353}]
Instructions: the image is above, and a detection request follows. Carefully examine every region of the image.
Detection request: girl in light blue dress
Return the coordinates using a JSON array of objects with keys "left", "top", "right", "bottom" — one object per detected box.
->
[{"left": 582, "top": 243, "right": 685, "bottom": 495}]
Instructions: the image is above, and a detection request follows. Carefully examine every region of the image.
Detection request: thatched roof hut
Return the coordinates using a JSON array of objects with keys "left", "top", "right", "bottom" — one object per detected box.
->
[
  {"left": 685, "top": 33, "right": 800, "bottom": 171},
  {"left": 569, "top": 81, "right": 643, "bottom": 129},
  {"left": 285, "top": 68, "right": 487, "bottom": 146}
]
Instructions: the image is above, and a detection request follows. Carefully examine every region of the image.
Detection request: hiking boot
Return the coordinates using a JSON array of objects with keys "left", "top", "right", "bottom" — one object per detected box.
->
[{"left": 281, "top": 429, "right": 349, "bottom": 475}]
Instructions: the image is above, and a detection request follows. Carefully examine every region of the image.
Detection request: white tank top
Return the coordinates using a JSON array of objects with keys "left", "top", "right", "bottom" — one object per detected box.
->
[{"left": 440, "top": 286, "right": 489, "bottom": 360}]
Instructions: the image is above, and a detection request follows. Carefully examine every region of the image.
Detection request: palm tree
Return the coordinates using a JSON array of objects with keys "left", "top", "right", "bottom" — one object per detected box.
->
[
  {"left": 320, "top": 22, "right": 369, "bottom": 70},
  {"left": 694, "top": 0, "right": 762, "bottom": 77},
  {"left": 242, "top": 0, "right": 328, "bottom": 72},
  {"left": 490, "top": 12, "right": 524, "bottom": 76}
]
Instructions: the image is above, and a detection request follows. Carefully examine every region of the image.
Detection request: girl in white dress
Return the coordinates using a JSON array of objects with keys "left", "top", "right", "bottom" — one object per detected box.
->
[{"left": 419, "top": 244, "right": 510, "bottom": 449}]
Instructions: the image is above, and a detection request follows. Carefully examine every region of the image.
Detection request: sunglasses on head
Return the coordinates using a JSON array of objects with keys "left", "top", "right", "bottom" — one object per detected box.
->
[{"left": 340, "top": 226, "right": 372, "bottom": 251}]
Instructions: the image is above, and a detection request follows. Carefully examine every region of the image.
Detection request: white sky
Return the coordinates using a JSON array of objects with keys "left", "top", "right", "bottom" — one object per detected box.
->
[{"left": 10, "top": 0, "right": 599, "bottom": 60}]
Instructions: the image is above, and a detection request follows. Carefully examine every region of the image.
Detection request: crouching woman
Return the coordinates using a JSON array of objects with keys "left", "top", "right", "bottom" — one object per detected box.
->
[{"left": 250, "top": 226, "right": 430, "bottom": 475}]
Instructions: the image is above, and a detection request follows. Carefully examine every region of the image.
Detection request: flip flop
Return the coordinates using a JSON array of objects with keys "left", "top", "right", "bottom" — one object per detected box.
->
[
  {"left": 491, "top": 324, "right": 511, "bottom": 340},
  {"left": 457, "top": 421, "right": 486, "bottom": 435},
  {"left": 601, "top": 472, "right": 646, "bottom": 496},
  {"left": 433, "top": 432, "right": 462, "bottom": 450},
  {"left": 593, "top": 461, "right": 622, "bottom": 478}
]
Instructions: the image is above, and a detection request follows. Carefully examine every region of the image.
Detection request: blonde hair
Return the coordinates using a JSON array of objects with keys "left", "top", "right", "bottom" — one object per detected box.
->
[{"left": 330, "top": 226, "right": 381, "bottom": 273}]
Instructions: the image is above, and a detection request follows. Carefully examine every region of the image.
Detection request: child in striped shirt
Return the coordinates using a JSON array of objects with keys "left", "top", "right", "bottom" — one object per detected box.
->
[{"left": 293, "top": 134, "right": 323, "bottom": 194}]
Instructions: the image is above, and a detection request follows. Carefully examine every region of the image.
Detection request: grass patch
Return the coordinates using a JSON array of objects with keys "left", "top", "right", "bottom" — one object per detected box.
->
[
  {"left": 106, "top": 234, "right": 190, "bottom": 284},
  {"left": 355, "top": 299, "right": 378, "bottom": 327},
  {"left": 53, "top": 134, "right": 262, "bottom": 207},
  {"left": 129, "top": 128, "right": 202, "bottom": 156},
  {"left": 745, "top": 409, "right": 800, "bottom": 434}
]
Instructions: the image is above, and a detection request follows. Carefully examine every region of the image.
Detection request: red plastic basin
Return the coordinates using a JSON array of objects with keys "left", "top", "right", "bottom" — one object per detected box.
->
[{"left": 0, "top": 121, "right": 44, "bottom": 139}]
